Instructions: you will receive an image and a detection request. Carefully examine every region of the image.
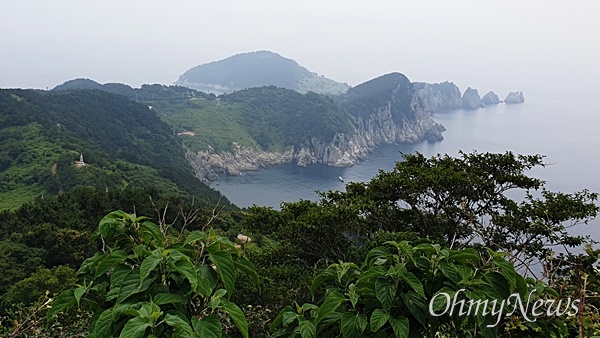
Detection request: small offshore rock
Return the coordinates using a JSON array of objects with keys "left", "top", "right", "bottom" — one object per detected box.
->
[
  {"left": 462, "top": 87, "right": 483, "bottom": 110},
  {"left": 481, "top": 91, "right": 500, "bottom": 105},
  {"left": 504, "top": 91, "right": 525, "bottom": 104}
]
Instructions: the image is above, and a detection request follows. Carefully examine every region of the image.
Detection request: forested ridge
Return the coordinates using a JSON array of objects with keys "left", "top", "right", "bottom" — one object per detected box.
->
[
  {"left": 53, "top": 76, "right": 420, "bottom": 156},
  {"left": 1, "top": 151, "right": 599, "bottom": 337},
  {"left": 0, "top": 88, "right": 229, "bottom": 209}
]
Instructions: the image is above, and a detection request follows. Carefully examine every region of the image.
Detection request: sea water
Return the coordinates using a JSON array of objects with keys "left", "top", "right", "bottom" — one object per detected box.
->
[{"left": 214, "top": 93, "right": 600, "bottom": 240}]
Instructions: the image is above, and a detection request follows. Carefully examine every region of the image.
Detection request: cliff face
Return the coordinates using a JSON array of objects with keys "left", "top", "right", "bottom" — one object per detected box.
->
[
  {"left": 505, "top": 91, "right": 525, "bottom": 104},
  {"left": 462, "top": 87, "right": 483, "bottom": 110},
  {"left": 481, "top": 91, "right": 500, "bottom": 105},
  {"left": 186, "top": 73, "right": 445, "bottom": 182},
  {"left": 414, "top": 82, "right": 463, "bottom": 111}
]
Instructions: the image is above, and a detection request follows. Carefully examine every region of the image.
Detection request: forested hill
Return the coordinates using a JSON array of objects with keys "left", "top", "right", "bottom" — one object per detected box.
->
[
  {"left": 175, "top": 50, "right": 350, "bottom": 95},
  {"left": 0, "top": 89, "right": 230, "bottom": 209},
  {"left": 340, "top": 72, "right": 415, "bottom": 122},
  {"left": 153, "top": 86, "right": 354, "bottom": 153},
  {"left": 53, "top": 78, "right": 214, "bottom": 101}
]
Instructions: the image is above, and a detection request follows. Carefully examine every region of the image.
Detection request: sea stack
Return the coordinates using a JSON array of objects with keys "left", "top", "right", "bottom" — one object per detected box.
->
[
  {"left": 504, "top": 91, "right": 525, "bottom": 104},
  {"left": 481, "top": 91, "right": 500, "bottom": 106},
  {"left": 462, "top": 87, "right": 483, "bottom": 110}
]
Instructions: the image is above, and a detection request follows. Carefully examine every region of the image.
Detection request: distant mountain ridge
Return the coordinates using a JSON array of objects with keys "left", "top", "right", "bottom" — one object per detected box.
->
[{"left": 176, "top": 51, "right": 349, "bottom": 95}]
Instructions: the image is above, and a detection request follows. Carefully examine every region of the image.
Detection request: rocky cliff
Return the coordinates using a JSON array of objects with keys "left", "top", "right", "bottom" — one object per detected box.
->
[
  {"left": 186, "top": 73, "right": 445, "bottom": 182},
  {"left": 505, "top": 91, "right": 525, "bottom": 104},
  {"left": 462, "top": 87, "right": 483, "bottom": 110},
  {"left": 481, "top": 91, "right": 500, "bottom": 105},
  {"left": 414, "top": 82, "right": 463, "bottom": 111}
]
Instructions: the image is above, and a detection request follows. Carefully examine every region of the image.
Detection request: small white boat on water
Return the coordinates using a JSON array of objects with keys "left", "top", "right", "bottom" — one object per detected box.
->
[{"left": 338, "top": 176, "right": 344, "bottom": 182}]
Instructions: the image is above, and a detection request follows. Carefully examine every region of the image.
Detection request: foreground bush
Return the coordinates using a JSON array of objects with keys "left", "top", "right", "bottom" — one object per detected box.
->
[{"left": 48, "top": 210, "right": 257, "bottom": 337}]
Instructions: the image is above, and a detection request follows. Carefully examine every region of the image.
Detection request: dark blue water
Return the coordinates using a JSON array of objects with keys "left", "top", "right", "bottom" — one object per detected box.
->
[{"left": 213, "top": 95, "right": 600, "bottom": 239}]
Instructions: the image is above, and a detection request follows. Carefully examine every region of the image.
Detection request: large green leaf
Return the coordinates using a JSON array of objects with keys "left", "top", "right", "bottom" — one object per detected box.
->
[
  {"left": 385, "top": 241, "right": 415, "bottom": 263},
  {"left": 192, "top": 315, "right": 222, "bottom": 338},
  {"left": 493, "top": 256, "right": 517, "bottom": 291},
  {"left": 78, "top": 252, "right": 104, "bottom": 275},
  {"left": 270, "top": 306, "right": 295, "bottom": 331},
  {"left": 310, "top": 268, "right": 335, "bottom": 297},
  {"left": 234, "top": 255, "right": 259, "bottom": 286},
  {"left": 483, "top": 271, "right": 510, "bottom": 299},
  {"left": 164, "top": 313, "right": 194, "bottom": 336},
  {"left": 365, "top": 247, "right": 391, "bottom": 268},
  {"left": 95, "top": 250, "right": 128, "bottom": 278},
  {"left": 153, "top": 293, "right": 184, "bottom": 306},
  {"left": 209, "top": 250, "right": 236, "bottom": 296},
  {"left": 357, "top": 266, "right": 386, "bottom": 284},
  {"left": 73, "top": 286, "right": 87, "bottom": 307},
  {"left": 140, "top": 221, "right": 164, "bottom": 246},
  {"left": 340, "top": 313, "right": 367, "bottom": 338},
  {"left": 91, "top": 308, "right": 115, "bottom": 337},
  {"left": 449, "top": 248, "right": 480, "bottom": 263},
  {"left": 106, "top": 267, "right": 144, "bottom": 303},
  {"left": 220, "top": 299, "right": 249, "bottom": 338},
  {"left": 298, "top": 315, "right": 316, "bottom": 338},
  {"left": 169, "top": 254, "right": 199, "bottom": 292},
  {"left": 185, "top": 230, "right": 207, "bottom": 245},
  {"left": 119, "top": 316, "right": 151, "bottom": 338},
  {"left": 400, "top": 292, "right": 428, "bottom": 326},
  {"left": 140, "top": 249, "right": 163, "bottom": 284},
  {"left": 401, "top": 272, "right": 424, "bottom": 298},
  {"left": 98, "top": 210, "right": 127, "bottom": 239},
  {"left": 375, "top": 279, "right": 396, "bottom": 310},
  {"left": 388, "top": 316, "right": 409, "bottom": 338},
  {"left": 315, "top": 291, "right": 345, "bottom": 325},
  {"left": 47, "top": 289, "right": 76, "bottom": 319},
  {"left": 370, "top": 309, "right": 389, "bottom": 332}
]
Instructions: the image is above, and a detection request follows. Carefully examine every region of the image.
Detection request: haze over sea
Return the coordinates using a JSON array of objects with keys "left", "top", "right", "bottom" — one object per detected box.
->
[{"left": 214, "top": 83, "right": 600, "bottom": 241}]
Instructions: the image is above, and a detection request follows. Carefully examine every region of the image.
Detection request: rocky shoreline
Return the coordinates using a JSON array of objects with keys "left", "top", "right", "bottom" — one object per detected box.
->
[
  {"left": 186, "top": 77, "right": 521, "bottom": 183},
  {"left": 187, "top": 92, "right": 445, "bottom": 183}
]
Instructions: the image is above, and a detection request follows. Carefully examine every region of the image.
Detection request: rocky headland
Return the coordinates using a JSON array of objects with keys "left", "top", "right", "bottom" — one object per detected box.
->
[
  {"left": 415, "top": 81, "right": 522, "bottom": 111},
  {"left": 187, "top": 73, "right": 445, "bottom": 182}
]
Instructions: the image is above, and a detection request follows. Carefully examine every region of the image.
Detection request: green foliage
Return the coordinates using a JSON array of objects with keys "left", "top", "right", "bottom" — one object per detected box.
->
[
  {"left": 0, "top": 240, "right": 45, "bottom": 301},
  {"left": 0, "top": 186, "right": 236, "bottom": 314},
  {"left": 48, "top": 210, "right": 255, "bottom": 338},
  {"left": 340, "top": 72, "right": 415, "bottom": 123},
  {"left": 321, "top": 151, "right": 599, "bottom": 273},
  {"left": 157, "top": 86, "right": 353, "bottom": 153},
  {"left": 0, "top": 88, "right": 229, "bottom": 209},
  {"left": 1, "top": 266, "right": 76, "bottom": 311},
  {"left": 0, "top": 291, "right": 90, "bottom": 337},
  {"left": 271, "top": 242, "right": 570, "bottom": 337}
]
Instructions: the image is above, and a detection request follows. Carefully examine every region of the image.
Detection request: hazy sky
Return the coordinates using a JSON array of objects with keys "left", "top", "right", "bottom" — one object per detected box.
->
[{"left": 2, "top": 1, "right": 599, "bottom": 97}]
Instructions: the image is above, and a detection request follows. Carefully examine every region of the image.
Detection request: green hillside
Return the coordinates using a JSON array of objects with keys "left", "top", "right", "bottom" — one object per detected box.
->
[
  {"left": 340, "top": 72, "right": 415, "bottom": 122},
  {"left": 154, "top": 86, "right": 354, "bottom": 153},
  {"left": 176, "top": 50, "right": 349, "bottom": 95},
  {"left": 0, "top": 89, "right": 230, "bottom": 210}
]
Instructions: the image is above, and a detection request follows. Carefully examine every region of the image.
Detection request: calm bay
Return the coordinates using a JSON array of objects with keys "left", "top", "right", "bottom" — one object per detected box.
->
[{"left": 214, "top": 93, "right": 600, "bottom": 240}]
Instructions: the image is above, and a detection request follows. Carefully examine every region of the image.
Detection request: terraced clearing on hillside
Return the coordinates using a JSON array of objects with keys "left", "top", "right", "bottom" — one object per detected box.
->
[{"left": 155, "top": 98, "right": 262, "bottom": 153}]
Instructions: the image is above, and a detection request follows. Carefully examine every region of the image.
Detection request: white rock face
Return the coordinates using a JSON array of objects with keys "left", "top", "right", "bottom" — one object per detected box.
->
[
  {"left": 414, "top": 82, "right": 463, "bottom": 112},
  {"left": 481, "top": 91, "right": 500, "bottom": 105},
  {"left": 462, "top": 87, "right": 483, "bottom": 110},
  {"left": 186, "top": 92, "right": 445, "bottom": 182},
  {"left": 504, "top": 91, "right": 525, "bottom": 104}
]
